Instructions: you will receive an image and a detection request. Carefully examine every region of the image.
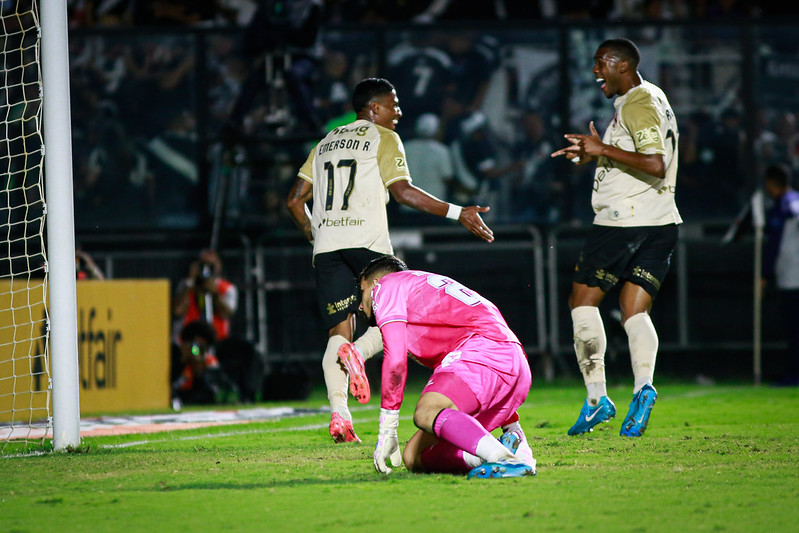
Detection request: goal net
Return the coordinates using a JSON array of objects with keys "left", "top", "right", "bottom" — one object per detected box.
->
[
  {"left": 0, "top": 0, "right": 80, "bottom": 453},
  {"left": 0, "top": 1, "right": 51, "bottom": 450}
]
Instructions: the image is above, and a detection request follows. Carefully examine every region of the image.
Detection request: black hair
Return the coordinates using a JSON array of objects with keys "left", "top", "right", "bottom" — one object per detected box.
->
[
  {"left": 765, "top": 164, "right": 791, "bottom": 188},
  {"left": 180, "top": 320, "right": 217, "bottom": 345},
  {"left": 351, "top": 78, "right": 395, "bottom": 113},
  {"left": 598, "top": 38, "right": 641, "bottom": 70},
  {"left": 357, "top": 255, "right": 408, "bottom": 285}
]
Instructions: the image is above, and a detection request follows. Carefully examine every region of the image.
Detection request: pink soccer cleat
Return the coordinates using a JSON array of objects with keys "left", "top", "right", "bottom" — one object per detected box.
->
[
  {"left": 329, "top": 412, "right": 361, "bottom": 443},
  {"left": 338, "top": 343, "right": 371, "bottom": 404}
]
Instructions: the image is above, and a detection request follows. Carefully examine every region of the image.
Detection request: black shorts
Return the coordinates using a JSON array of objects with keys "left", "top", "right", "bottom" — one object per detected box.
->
[
  {"left": 314, "top": 248, "right": 386, "bottom": 330},
  {"left": 572, "top": 224, "right": 679, "bottom": 297}
]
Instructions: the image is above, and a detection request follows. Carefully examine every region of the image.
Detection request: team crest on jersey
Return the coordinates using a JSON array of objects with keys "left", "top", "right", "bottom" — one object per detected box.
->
[
  {"left": 635, "top": 127, "right": 660, "bottom": 147},
  {"left": 394, "top": 157, "right": 406, "bottom": 169}
]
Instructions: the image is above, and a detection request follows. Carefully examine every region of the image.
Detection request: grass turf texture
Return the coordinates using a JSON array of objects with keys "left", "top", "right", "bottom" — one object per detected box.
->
[{"left": 2, "top": 380, "right": 798, "bottom": 532}]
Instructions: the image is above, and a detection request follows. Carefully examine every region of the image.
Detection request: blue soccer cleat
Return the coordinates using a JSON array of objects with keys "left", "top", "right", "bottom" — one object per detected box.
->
[
  {"left": 499, "top": 429, "right": 536, "bottom": 473},
  {"left": 467, "top": 459, "right": 536, "bottom": 479},
  {"left": 620, "top": 384, "right": 658, "bottom": 437},
  {"left": 568, "top": 396, "right": 616, "bottom": 435}
]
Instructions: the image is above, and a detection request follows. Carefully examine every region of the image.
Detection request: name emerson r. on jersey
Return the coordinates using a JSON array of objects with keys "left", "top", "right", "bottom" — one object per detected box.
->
[{"left": 317, "top": 124, "right": 374, "bottom": 155}]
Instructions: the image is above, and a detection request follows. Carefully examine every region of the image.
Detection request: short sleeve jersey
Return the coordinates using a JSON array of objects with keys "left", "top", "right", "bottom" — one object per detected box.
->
[
  {"left": 373, "top": 270, "right": 520, "bottom": 366},
  {"left": 297, "top": 119, "right": 411, "bottom": 257},
  {"left": 372, "top": 270, "right": 521, "bottom": 410},
  {"left": 592, "top": 80, "right": 683, "bottom": 227}
]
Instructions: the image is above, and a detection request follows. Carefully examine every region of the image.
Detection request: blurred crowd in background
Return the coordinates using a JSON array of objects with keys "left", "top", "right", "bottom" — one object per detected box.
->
[{"left": 35, "top": 1, "right": 798, "bottom": 234}]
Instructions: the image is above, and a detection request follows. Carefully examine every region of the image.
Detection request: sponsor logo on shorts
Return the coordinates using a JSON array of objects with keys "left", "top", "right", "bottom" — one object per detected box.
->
[
  {"left": 327, "top": 294, "right": 356, "bottom": 315},
  {"left": 594, "top": 269, "right": 619, "bottom": 286},
  {"left": 632, "top": 266, "right": 661, "bottom": 290}
]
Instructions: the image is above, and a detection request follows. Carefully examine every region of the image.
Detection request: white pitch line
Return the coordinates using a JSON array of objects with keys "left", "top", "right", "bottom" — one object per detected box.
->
[{"left": 99, "top": 415, "right": 410, "bottom": 450}]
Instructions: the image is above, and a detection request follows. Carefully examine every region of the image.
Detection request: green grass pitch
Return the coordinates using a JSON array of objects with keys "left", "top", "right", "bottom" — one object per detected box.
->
[{"left": 2, "top": 379, "right": 798, "bottom": 532}]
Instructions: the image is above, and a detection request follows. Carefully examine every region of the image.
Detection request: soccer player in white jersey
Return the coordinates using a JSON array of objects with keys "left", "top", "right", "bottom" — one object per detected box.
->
[
  {"left": 358, "top": 255, "right": 535, "bottom": 479},
  {"left": 286, "top": 78, "right": 494, "bottom": 443},
  {"left": 551, "top": 38, "right": 681, "bottom": 437}
]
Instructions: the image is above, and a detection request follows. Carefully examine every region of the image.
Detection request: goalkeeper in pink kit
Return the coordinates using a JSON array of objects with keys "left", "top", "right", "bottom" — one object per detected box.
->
[{"left": 354, "top": 255, "right": 536, "bottom": 479}]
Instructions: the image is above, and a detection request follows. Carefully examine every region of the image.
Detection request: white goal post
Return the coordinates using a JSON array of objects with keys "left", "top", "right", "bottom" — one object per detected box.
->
[{"left": 0, "top": 0, "right": 80, "bottom": 451}]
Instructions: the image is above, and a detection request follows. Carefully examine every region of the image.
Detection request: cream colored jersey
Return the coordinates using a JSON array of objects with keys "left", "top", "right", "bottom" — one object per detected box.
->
[
  {"left": 592, "top": 80, "right": 682, "bottom": 227},
  {"left": 297, "top": 119, "right": 411, "bottom": 257}
]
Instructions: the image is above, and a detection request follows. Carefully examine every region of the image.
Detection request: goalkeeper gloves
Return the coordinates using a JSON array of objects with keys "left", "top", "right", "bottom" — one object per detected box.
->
[{"left": 374, "top": 408, "right": 402, "bottom": 474}]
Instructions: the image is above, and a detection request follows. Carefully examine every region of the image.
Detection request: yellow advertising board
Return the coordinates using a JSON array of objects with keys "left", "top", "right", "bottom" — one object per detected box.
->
[{"left": 0, "top": 279, "right": 170, "bottom": 421}]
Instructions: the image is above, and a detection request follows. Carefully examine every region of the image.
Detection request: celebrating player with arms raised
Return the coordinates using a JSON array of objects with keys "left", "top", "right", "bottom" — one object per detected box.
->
[{"left": 357, "top": 255, "right": 535, "bottom": 479}]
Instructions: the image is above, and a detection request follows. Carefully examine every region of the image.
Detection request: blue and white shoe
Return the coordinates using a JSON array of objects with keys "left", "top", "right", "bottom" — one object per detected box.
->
[
  {"left": 467, "top": 459, "right": 536, "bottom": 479},
  {"left": 620, "top": 384, "right": 658, "bottom": 437},
  {"left": 567, "top": 396, "right": 616, "bottom": 435},
  {"left": 499, "top": 430, "right": 536, "bottom": 474}
]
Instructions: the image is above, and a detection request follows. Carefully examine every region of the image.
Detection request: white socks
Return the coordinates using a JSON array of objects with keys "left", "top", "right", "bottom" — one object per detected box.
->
[
  {"left": 353, "top": 326, "right": 383, "bottom": 361},
  {"left": 571, "top": 306, "right": 607, "bottom": 405},
  {"left": 624, "top": 312, "right": 658, "bottom": 393},
  {"left": 475, "top": 434, "right": 515, "bottom": 463},
  {"left": 322, "top": 334, "right": 349, "bottom": 419}
]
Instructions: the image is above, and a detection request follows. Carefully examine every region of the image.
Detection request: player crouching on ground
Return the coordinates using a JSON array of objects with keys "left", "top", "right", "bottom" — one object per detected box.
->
[{"left": 353, "top": 255, "right": 536, "bottom": 479}]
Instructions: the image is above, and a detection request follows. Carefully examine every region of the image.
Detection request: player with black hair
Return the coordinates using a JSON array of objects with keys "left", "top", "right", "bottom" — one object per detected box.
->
[
  {"left": 286, "top": 78, "right": 494, "bottom": 443},
  {"left": 552, "top": 38, "right": 681, "bottom": 437},
  {"left": 357, "top": 255, "right": 535, "bottom": 478}
]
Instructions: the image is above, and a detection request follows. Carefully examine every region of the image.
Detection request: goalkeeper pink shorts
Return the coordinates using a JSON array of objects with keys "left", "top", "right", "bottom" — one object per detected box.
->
[{"left": 422, "top": 337, "right": 531, "bottom": 432}]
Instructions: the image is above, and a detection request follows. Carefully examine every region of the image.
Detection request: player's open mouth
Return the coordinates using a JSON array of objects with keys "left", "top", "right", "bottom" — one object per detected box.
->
[{"left": 596, "top": 78, "right": 606, "bottom": 91}]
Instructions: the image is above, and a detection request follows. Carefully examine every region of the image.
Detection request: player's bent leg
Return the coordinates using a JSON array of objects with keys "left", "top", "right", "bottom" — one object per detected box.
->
[
  {"left": 428, "top": 404, "right": 516, "bottom": 466},
  {"left": 337, "top": 343, "right": 370, "bottom": 404},
  {"left": 405, "top": 430, "right": 481, "bottom": 474},
  {"left": 352, "top": 326, "right": 383, "bottom": 361}
]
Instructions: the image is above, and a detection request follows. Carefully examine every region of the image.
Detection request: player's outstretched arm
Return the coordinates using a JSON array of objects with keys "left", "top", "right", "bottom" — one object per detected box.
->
[{"left": 388, "top": 180, "right": 494, "bottom": 242}]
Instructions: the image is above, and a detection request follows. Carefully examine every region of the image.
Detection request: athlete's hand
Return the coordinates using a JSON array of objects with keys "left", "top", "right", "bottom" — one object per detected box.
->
[
  {"left": 374, "top": 408, "right": 402, "bottom": 474},
  {"left": 551, "top": 121, "right": 602, "bottom": 163},
  {"left": 459, "top": 206, "right": 494, "bottom": 243}
]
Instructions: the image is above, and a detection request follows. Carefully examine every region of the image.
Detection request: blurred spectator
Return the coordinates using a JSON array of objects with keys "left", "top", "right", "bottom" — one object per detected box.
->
[
  {"left": 762, "top": 164, "right": 799, "bottom": 387},
  {"left": 509, "top": 111, "right": 560, "bottom": 223},
  {"left": 386, "top": 32, "right": 453, "bottom": 138},
  {"left": 444, "top": 97, "right": 523, "bottom": 219},
  {"left": 173, "top": 249, "right": 238, "bottom": 342},
  {"left": 411, "top": 0, "right": 546, "bottom": 22},
  {"left": 75, "top": 245, "right": 105, "bottom": 280},
  {"left": 398, "top": 113, "right": 454, "bottom": 225},
  {"left": 132, "top": 0, "right": 219, "bottom": 26},
  {"left": 75, "top": 115, "right": 154, "bottom": 226},
  {"left": 444, "top": 32, "right": 501, "bottom": 113},
  {"left": 315, "top": 50, "right": 356, "bottom": 129},
  {"left": 224, "top": 0, "right": 325, "bottom": 139},
  {"left": 171, "top": 320, "right": 239, "bottom": 407}
]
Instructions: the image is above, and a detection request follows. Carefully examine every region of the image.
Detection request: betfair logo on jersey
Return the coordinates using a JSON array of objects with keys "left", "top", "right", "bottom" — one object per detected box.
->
[
  {"left": 395, "top": 157, "right": 406, "bottom": 169},
  {"left": 635, "top": 127, "right": 661, "bottom": 147},
  {"left": 322, "top": 216, "right": 365, "bottom": 227},
  {"left": 327, "top": 294, "right": 356, "bottom": 315}
]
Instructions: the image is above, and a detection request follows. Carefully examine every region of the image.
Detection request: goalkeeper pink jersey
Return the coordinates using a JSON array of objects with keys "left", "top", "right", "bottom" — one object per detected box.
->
[{"left": 371, "top": 270, "right": 522, "bottom": 410}]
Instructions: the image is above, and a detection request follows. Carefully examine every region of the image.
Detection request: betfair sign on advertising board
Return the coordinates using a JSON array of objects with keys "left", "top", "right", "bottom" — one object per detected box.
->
[{"left": 0, "top": 279, "right": 170, "bottom": 421}]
